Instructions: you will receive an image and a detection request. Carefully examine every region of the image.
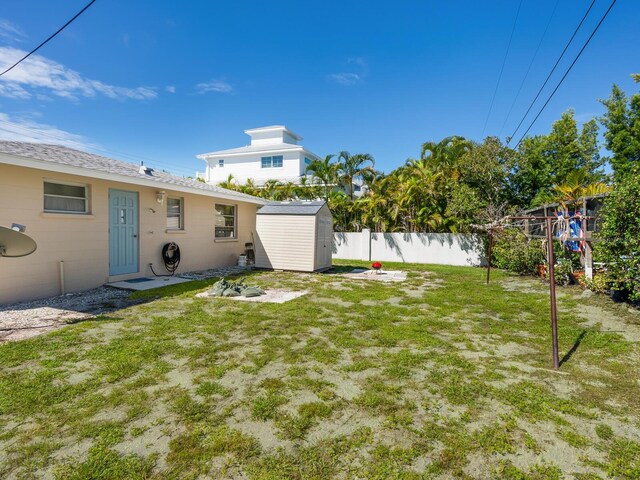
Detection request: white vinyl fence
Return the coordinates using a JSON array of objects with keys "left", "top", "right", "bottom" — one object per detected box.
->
[{"left": 333, "top": 229, "right": 486, "bottom": 266}]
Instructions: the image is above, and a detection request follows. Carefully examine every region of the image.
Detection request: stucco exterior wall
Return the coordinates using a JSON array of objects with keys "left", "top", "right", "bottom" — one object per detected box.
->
[
  {"left": 205, "top": 151, "right": 304, "bottom": 185},
  {"left": 0, "top": 164, "right": 258, "bottom": 304}
]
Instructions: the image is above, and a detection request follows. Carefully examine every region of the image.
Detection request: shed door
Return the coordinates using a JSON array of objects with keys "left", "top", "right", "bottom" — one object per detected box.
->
[
  {"left": 109, "top": 189, "right": 139, "bottom": 275},
  {"left": 318, "top": 215, "right": 333, "bottom": 268}
]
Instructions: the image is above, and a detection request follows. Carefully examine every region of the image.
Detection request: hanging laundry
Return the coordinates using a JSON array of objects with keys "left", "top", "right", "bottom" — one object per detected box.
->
[{"left": 556, "top": 211, "right": 584, "bottom": 253}]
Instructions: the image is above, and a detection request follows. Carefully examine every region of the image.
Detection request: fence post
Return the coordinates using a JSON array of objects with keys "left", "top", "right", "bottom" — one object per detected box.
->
[{"left": 361, "top": 228, "right": 371, "bottom": 261}]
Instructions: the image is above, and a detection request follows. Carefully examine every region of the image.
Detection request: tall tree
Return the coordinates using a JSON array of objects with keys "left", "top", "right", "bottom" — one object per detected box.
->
[
  {"left": 544, "top": 109, "right": 602, "bottom": 182},
  {"left": 305, "top": 154, "right": 339, "bottom": 199},
  {"left": 420, "top": 136, "right": 471, "bottom": 179},
  {"left": 600, "top": 78, "right": 640, "bottom": 181},
  {"left": 511, "top": 110, "right": 603, "bottom": 207},
  {"left": 337, "top": 151, "right": 375, "bottom": 200}
]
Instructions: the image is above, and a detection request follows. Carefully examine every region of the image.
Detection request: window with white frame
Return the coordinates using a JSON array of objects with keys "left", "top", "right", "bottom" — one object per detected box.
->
[
  {"left": 261, "top": 155, "right": 283, "bottom": 168},
  {"left": 218, "top": 159, "right": 224, "bottom": 167},
  {"left": 43, "top": 180, "right": 88, "bottom": 213},
  {"left": 304, "top": 157, "right": 312, "bottom": 165},
  {"left": 166, "top": 197, "right": 184, "bottom": 229},
  {"left": 215, "top": 203, "right": 236, "bottom": 238}
]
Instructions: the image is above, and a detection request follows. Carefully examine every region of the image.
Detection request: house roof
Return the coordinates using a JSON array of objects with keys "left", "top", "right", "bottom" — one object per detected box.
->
[
  {"left": 257, "top": 201, "right": 328, "bottom": 216},
  {"left": 197, "top": 143, "right": 304, "bottom": 158},
  {"left": 0, "top": 141, "right": 265, "bottom": 205}
]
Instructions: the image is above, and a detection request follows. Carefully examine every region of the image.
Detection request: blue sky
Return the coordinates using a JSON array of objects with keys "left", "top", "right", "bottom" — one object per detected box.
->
[{"left": 0, "top": 0, "right": 638, "bottom": 177}]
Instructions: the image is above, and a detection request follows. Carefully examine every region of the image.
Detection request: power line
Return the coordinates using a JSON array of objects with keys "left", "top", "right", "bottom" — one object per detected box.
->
[
  {"left": 0, "top": 121, "right": 198, "bottom": 177},
  {"left": 514, "top": 0, "right": 617, "bottom": 149},
  {"left": 480, "top": 0, "right": 523, "bottom": 139},
  {"left": 507, "top": 0, "right": 597, "bottom": 145},
  {"left": 0, "top": 0, "right": 97, "bottom": 77},
  {"left": 499, "top": 0, "right": 560, "bottom": 137}
]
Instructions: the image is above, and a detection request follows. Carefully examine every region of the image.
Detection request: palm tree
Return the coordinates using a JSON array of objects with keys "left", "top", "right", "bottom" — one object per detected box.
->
[
  {"left": 237, "top": 178, "right": 257, "bottom": 196},
  {"left": 305, "top": 154, "right": 339, "bottom": 199},
  {"left": 553, "top": 169, "right": 611, "bottom": 212},
  {"left": 280, "top": 181, "right": 298, "bottom": 200},
  {"left": 261, "top": 179, "right": 283, "bottom": 200},
  {"left": 327, "top": 190, "right": 352, "bottom": 231},
  {"left": 218, "top": 174, "right": 238, "bottom": 191},
  {"left": 419, "top": 136, "right": 471, "bottom": 180},
  {"left": 337, "top": 151, "right": 376, "bottom": 200}
]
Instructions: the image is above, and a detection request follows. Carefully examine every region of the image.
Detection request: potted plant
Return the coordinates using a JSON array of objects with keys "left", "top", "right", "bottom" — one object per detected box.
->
[
  {"left": 609, "top": 277, "right": 631, "bottom": 302},
  {"left": 572, "top": 270, "right": 586, "bottom": 288},
  {"left": 537, "top": 263, "right": 547, "bottom": 278}
]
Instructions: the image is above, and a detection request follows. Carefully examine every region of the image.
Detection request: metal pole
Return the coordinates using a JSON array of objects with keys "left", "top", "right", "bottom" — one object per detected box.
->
[
  {"left": 486, "top": 231, "right": 493, "bottom": 284},
  {"left": 545, "top": 217, "right": 560, "bottom": 369}
]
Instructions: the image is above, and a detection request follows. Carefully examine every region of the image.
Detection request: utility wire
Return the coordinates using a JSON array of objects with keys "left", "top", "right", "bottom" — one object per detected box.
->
[
  {"left": 481, "top": 0, "right": 523, "bottom": 139},
  {"left": 507, "top": 0, "right": 597, "bottom": 145},
  {"left": 514, "top": 0, "right": 617, "bottom": 149},
  {"left": 0, "top": 0, "right": 97, "bottom": 77},
  {"left": 499, "top": 0, "right": 560, "bottom": 137}
]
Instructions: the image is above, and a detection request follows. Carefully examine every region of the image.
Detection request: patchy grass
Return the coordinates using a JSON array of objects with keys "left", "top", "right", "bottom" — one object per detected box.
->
[{"left": 1, "top": 260, "right": 639, "bottom": 478}]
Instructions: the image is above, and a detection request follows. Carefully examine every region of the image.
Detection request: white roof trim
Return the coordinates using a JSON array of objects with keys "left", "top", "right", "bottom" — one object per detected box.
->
[
  {"left": 198, "top": 148, "right": 321, "bottom": 162},
  {"left": 198, "top": 145, "right": 307, "bottom": 159},
  {"left": 0, "top": 153, "right": 267, "bottom": 205},
  {"left": 244, "top": 125, "right": 302, "bottom": 141}
]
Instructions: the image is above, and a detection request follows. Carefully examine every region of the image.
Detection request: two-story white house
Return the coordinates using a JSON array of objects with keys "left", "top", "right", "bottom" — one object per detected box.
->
[{"left": 197, "top": 126, "right": 321, "bottom": 187}]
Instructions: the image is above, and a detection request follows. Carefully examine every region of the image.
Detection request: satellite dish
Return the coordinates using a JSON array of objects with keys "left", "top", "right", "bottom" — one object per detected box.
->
[{"left": 0, "top": 225, "right": 37, "bottom": 257}]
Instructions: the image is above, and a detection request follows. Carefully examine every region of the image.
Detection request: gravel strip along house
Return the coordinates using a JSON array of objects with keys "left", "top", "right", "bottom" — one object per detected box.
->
[{"left": 0, "top": 141, "right": 265, "bottom": 304}]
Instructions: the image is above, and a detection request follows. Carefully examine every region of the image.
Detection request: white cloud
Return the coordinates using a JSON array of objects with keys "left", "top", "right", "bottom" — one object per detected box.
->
[
  {"left": 165, "top": 85, "right": 176, "bottom": 93},
  {"left": 348, "top": 56, "right": 367, "bottom": 68},
  {"left": 0, "top": 112, "right": 95, "bottom": 150},
  {"left": 328, "top": 72, "right": 362, "bottom": 86},
  {"left": 0, "top": 19, "right": 26, "bottom": 42},
  {"left": 329, "top": 56, "right": 369, "bottom": 86},
  {"left": 195, "top": 79, "right": 233, "bottom": 94},
  {"left": 0, "top": 82, "right": 30, "bottom": 99},
  {"left": 0, "top": 47, "right": 157, "bottom": 101}
]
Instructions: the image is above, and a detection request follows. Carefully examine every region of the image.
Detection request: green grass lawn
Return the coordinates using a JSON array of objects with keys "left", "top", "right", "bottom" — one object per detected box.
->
[{"left": 1, "top": 261, "right": 639, "bottom": 479}]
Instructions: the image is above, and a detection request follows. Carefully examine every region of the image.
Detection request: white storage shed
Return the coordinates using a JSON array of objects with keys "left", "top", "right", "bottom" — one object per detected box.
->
[{"left": 255, "top": 201, "right": 333, "bottom": 272}]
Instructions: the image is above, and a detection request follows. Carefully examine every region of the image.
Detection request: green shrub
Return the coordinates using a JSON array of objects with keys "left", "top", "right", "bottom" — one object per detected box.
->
[
  {"left": 548, "top": 248, "right": 582, "bottom": 286},
  {"left": 595, "top": 171, "right": 640, "bottom": 301},
  {"left": 552, "top": 258, "right": 575, "bottom": 286},
  {"left": 585, "top": 274, "right": 609, "bottom": 294},
  {"left": 492, "top": 229, "right": 545, "bottom": 276}
]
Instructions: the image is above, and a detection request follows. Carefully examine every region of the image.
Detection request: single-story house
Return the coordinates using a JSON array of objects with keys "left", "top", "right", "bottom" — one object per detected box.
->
[{"left": 0, "top": 141, "right": 266, "bottom": 304}]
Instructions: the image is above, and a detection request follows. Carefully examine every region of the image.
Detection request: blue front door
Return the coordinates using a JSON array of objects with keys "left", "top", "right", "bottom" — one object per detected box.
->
[{"left": 109, "top": 189, "right": 139, "bottom": 275}]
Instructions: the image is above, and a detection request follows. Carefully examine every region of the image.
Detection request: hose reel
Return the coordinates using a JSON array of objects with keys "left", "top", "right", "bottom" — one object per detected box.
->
[{"left": 150, "top": 242, "right": 181, "bottom": 276}]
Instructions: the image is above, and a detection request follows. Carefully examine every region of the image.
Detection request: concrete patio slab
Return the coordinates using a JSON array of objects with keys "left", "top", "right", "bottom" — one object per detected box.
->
[
  {"left": 344, "top": 269, "right": 408, "bottom": 282},
  {"left": 196, "top": 289, "right": 307, "bottom": 304},
  {"left": 108, "top": 276, "right": 192, "bottom": 291}
]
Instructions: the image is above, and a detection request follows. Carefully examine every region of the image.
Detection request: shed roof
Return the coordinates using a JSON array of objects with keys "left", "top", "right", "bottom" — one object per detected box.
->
[
  {"left": 0, "top": 141, "right": 265, "bottom": 204},
  {"left": 257, "top": 201, "right": 328, "bottom": 216}
]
